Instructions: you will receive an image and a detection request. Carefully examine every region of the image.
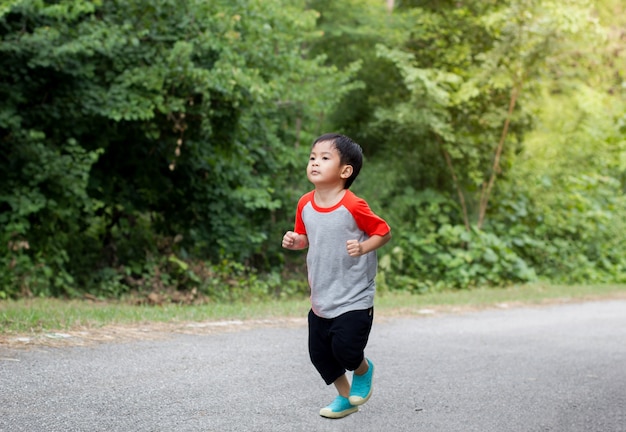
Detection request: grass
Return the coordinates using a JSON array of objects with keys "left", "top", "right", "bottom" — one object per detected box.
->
[{"left": 2, "top": 283, "right": 626, "bottom": 338}]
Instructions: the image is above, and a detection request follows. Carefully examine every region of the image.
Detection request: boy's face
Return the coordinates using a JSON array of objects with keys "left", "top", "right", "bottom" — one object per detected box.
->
[{"left": 307, "top": 140, "right": 352, "bottom": 187}]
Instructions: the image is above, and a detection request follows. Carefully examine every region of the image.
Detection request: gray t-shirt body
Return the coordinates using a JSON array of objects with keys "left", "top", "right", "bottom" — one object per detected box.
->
[{"left": 294, "top": 190, "right": 390, "bottom": 319}]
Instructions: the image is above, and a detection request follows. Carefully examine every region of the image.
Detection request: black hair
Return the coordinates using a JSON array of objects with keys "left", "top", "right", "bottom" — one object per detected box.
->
[{"left": 312, "top": 133, "right": 363, "bottom": 189}]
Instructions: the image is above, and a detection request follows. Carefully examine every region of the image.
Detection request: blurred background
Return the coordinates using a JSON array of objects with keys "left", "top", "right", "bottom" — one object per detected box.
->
[{"left": 1, "top": 0, "right": 624, "bottom": 301}]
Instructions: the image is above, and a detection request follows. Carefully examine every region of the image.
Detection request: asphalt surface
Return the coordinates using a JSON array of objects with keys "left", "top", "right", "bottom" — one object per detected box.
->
[{"left": 1, "top": 299, "right": 626, "bottom": 432}]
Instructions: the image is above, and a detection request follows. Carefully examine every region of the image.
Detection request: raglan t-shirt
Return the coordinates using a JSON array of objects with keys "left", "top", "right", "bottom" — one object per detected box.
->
[{"left": 294, "top": 190, "right": 390, "bottom": 319}]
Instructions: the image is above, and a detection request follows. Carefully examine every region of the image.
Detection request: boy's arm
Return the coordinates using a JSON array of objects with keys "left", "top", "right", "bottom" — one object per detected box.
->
[
  {"left": 282, "top": 231, "right": 309, "bottom": 250},
  {"left": 346, "top": 232, "right": 391, "bottom": 257}
]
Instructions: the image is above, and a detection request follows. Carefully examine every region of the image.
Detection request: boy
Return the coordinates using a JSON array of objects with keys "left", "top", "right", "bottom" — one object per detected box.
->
[{"left": 282, "top": 133, "right": 391, "bottom": 418}]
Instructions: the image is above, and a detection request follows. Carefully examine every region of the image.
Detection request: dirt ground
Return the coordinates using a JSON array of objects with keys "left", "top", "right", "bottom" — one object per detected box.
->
[{"left": 2, "top": 291, "right": 626, "bottom": 351}]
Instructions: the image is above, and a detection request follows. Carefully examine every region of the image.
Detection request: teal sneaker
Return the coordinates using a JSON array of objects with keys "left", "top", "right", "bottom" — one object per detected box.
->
[
  {"left": 349, "top": 358, "right": 374, "bottom": 406},
  {"left": 319, "top": 395, "right": 358, "bottom": 419}
]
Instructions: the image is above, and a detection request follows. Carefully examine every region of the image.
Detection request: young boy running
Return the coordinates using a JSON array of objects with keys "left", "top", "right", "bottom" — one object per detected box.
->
[{"left": 282, "top": 133, "right": 391, "bottom": 418}]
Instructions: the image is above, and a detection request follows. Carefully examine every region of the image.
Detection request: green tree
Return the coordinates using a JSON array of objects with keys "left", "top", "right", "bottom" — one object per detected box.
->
[
  {"left": 490, "top": 0, "right": 626, "bottom": 283},
  {"left": 0, "top": 0, "right": 357, "bottom": 297},
  {"left": 312, "top": 0, "right": 625, "bottom": 289}
]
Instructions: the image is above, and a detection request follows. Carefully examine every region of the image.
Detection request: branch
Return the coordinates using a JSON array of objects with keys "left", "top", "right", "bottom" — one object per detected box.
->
[
  {"left": 477, "top": 82, "right": 522, "bottom": 229},
  {"left": 438, "top": 137, "right": 471, "bottom": 232}
]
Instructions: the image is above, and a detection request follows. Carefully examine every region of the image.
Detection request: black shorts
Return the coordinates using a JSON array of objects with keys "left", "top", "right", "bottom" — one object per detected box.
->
[{"left": 308, "top": 307, "right": 374, "bottom": 385}]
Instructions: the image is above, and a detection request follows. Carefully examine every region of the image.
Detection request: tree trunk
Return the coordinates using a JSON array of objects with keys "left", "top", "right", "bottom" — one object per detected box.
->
[
  {"left": 439, "top": 138, "right": 471, "bottom": 232},
  {"left": 477, "top": 82, "right": 522, "bottom": 229}
]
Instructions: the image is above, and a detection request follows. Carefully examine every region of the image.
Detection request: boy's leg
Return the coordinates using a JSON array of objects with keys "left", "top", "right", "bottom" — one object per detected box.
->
[
  {"left": 308, "top": 310, "right": 359, "bottom": 418},
  {"left": 308, "top": 309, "right": 346, "bottom": 386},
  {"left": 333, "top": 373, "right": 351, "bottom": 398},
  {"left": 353, "top": 358, "right": 370, "bottom": 376},
  {"left": 329, "top": 307, "right": 374, "bottom": 372},
  {"left": 328, "top": 308, "right": 375, "bottom": 406}
]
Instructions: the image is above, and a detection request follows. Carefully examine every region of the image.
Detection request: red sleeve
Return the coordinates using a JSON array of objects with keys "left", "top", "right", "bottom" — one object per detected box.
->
[
  {"left": 293, "top": 191, "right": 314, "bottom": 235},
  {"left": 345, "top": 191, "right": 390, "bottom": 237}
]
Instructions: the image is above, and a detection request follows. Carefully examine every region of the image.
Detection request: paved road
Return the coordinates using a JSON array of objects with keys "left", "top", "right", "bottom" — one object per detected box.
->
[{"left": 1, "top": 300, "right": 626, "bottom": 432}]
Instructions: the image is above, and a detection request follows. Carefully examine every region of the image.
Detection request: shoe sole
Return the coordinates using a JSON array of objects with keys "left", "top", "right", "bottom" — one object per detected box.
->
[{"left": 319, "top": 406, "right": 359, "bottom": 419}]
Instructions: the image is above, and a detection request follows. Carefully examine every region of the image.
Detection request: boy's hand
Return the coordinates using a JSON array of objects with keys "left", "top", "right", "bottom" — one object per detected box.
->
[
  {"left": 282, "top": 231, "right": 300, "bottom": 249},
  {"left": 347, "top": 233, "right": 391, "bottom": 257},
  {"left": 346, "top": 239, "right": 363, "bottom": 257}
]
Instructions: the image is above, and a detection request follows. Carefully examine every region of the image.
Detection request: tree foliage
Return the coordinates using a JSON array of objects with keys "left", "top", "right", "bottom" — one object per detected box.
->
[
  {"left": 314, "top": 0, "right": 626, "bottom": 290},
  {"left": 0, "top": 0, "right": 356, "bottom": 297},
  {"left": 1, "top": 0, "right": 624, "bottom": 299}
]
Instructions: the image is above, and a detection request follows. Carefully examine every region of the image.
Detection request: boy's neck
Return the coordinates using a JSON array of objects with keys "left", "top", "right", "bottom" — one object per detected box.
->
[{"left": 314, "top": 184, "right": 347, "bottom": 208}]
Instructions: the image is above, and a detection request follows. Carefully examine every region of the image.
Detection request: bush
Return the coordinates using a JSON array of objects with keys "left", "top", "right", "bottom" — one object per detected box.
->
[
  {"left": 491, "top": 174, "right": 626, "bottom": 284},
  {"left": 376, "top": 188, "right": 536, "bottom": 293}
]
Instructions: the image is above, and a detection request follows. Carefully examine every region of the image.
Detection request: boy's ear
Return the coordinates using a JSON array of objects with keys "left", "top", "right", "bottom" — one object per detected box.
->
[{"left": 341, "top": 165, "right": 353, "bottom": 179}]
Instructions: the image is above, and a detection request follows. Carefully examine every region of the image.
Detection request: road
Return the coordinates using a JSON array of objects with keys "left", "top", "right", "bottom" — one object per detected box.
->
[{"left": 1, "top": 299, "right": 626, "bottom": 432}]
